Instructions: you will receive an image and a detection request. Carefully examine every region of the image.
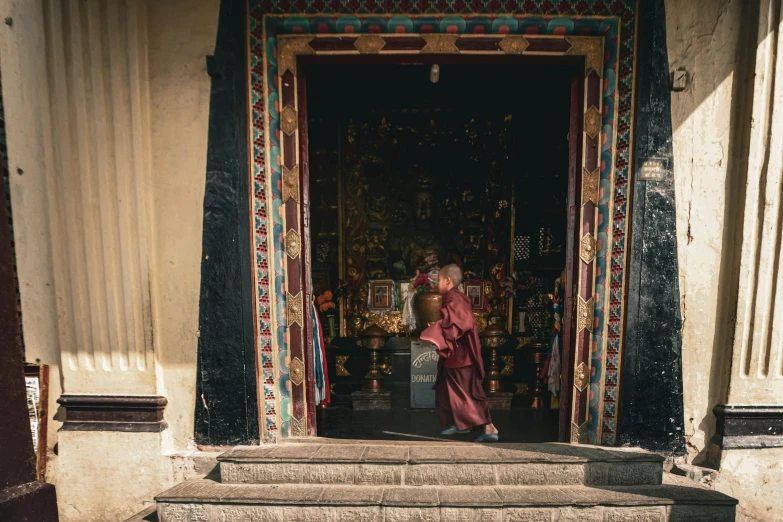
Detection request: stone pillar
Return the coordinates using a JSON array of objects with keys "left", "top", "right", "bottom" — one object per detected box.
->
[
  {"left": 41, "top": 0, "right": 155, "bottom": 397},
  {"left": 714, "top": 0, "right": 783, "bottom": 450},
  {"left": 1, "top": 1, "right": 172, "bottom": 519}
]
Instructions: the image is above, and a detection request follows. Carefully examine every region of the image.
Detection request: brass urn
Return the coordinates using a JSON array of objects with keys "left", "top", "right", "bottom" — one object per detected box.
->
[
  {"left": 359, "top": 324, "right": 391, "bottom": 392},
  {"left": 413, "top": 290, "right": 442, "bottom": 333},
  {"left": 346, "top": 312, "right": 366, "bottom": 337},
  {"left": 479, "top": 313, "right": 509, "bottom": 394},
  {"left": 528, "top": 341, "right": 549, "bottom": 409}
]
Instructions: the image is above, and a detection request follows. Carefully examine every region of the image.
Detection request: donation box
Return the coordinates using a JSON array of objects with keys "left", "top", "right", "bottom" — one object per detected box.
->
[{"left": 410, "top": 340, "right": 439, "bottom": 409}]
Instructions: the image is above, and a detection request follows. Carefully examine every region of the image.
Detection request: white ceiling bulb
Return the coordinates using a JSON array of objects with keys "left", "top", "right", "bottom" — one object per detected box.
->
[{"left": 430, "top": 64, "right": 440, "bottom": 84}]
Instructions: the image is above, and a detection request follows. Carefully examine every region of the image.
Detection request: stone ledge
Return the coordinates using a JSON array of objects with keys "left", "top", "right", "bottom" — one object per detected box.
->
[
  {"left": 713, "top": 404, "right": 783, "bottom": 449},
  {"left": 155, "top": 480, "right": 738, "bottom": 508},
  {"left": 157, "top": 503, "right": 736, "bottom": 522},
  {"left": 217, "top": 442, "right": 665, "bottom": 487},
  {"left": 220, "top": 460, "right": 663, "bottom": 486},
  {"left": 57, "top": 394, "right": 168, "bottom": 432},
  {"left": 217, "top": 442, "right": 664, "bottom": 464}
]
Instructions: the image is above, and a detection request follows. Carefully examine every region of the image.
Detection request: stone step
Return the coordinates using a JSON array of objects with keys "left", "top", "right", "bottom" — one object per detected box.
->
[
  {"left": 155, "top": 479, "right": 737, "bottom": 522},
  {"left": 217, "top": 442, "right": 665, "bottom": 487}
]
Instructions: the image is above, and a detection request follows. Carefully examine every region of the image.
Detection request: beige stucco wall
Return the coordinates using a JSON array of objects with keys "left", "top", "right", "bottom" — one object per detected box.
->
[
  {"left": 0, "top": 0, "right": 63, "bottom": 456},
  {"left": 666, "top": 0, "right": 746, "bottom": 465},
  {"left": 0, "top": 0, "right": 218, "bottom": 519},
  {"left": 713, "top": 448, "right": 783, "bottom": 521},
  {"left": 668, "top": 1, "right": 783, "bottom": 520},
  {"left": 147, "top": 0, "right": 217, "bottom": 454}
]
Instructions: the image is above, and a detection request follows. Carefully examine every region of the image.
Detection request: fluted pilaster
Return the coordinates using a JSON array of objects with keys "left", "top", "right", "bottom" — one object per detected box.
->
[
  {"left": 43, "top": 0, "right": 154, "bottom": 393},
  {"left": 730, "top": 0, "right": 783, "bottom": 405}
]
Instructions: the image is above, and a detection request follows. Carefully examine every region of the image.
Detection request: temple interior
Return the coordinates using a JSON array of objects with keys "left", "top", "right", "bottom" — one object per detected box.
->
[{"left": 306, "top": 62, "right": 576, "bottom": 442}]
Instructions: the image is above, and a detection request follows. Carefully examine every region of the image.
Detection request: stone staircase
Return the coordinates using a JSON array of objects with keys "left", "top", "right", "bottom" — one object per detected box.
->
[{"left": 152, "top": 441, "right": 737, "bottom": 521}]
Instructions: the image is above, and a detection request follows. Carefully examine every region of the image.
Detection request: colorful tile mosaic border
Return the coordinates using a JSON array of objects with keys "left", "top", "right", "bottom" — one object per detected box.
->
[{"left": 248, "top": 0, "right": 637, "bottom": 445}]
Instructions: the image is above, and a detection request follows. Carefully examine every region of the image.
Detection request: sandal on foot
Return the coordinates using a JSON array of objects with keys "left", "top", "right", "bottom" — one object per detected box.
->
[
  {"left": 441, "top": 425, "right": 471, "bottom": 435},
  {"left": 474, "top": 433, "right": 499, "bottom": 443}
]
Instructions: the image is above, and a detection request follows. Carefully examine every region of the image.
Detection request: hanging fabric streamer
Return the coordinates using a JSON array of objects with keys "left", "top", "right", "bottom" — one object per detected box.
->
[
  {"left": 540, "top": 275, "right": 563, "bottom": 401},
  {"left": 312, "top": 304, "right": 330, "bottom": 406},
  {"left": 547, "top": 296, "right": 562, "bottom": 396}
]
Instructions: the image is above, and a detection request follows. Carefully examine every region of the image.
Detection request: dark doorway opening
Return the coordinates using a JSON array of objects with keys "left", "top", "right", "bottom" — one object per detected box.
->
[{"left": 304, "top": 62, "right": 578, "bottom": 442}]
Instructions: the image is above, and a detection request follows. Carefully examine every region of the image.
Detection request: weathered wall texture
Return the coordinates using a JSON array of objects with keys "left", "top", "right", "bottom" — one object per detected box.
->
[
  {"left": 0, "top": 0, "right": 218, "bottom": 519},
  {"left": 1, "top": 0, "right": 779, "bottom": 519},
  {"left": 147, "top": 0, "right": 219, "bottom": 454},
  {"left": 665, "top": 0, "right": 747, "bottom": 464},
  {"left": 712, "top": 447, "right": 783, "bottom": 521},
  {"left": 668, "top": 1, "right": 783, "bottom": 520}
]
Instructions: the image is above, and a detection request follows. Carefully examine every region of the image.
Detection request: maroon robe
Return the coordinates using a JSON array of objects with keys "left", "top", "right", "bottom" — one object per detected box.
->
[{"left": 421, "top": 288, "right": 492, "bottom": 430}]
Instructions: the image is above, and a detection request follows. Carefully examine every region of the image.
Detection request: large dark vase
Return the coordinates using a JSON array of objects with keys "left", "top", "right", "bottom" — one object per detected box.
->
[{"left": 413, "top": 290, "right": 442, "bottom": 333}]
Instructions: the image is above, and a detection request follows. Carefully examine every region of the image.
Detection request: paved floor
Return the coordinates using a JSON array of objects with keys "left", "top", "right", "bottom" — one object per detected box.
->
[{"left": 317, "top": 404, "right": 560, "bottom": 442}]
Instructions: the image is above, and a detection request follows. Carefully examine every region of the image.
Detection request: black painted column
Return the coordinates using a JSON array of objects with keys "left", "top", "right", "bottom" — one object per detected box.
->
[
  {"left": 194, "top": 0, "right": 257, "bottom": 445},
  {"left": 618, "top": 0, "right": 685, "bottom": 454}
]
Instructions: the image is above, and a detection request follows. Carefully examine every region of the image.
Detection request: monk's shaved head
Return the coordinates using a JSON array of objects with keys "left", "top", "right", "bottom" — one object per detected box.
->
[{"left": 439, "top": 264, "right": 463, "bottom": 287}]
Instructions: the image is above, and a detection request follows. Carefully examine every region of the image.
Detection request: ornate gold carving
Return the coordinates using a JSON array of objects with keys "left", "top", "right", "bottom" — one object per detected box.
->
[
  {"left": 336, "top": 355, "right": 351, "bottom": 377},
  {"left": 574, "top": 361, "right": 588, "bottom": 391},
  {"left": 577, "top": 296, "right": 594, "bottom": 333},
  {"left": 290, "top": 357, "right": 305, "bottom": 386},
  {"left": 566, "top": 36, "right": 603, "bottom": 76},
  {"left": 580, "top": 234, "right": 596, "bottom": 264},
  {"left": 291, "top": 415, "right": 306, "bottom": 437},
  {"left": 355, "top": 34, "right": 386, "bottom": 54},
  {"left": 282, "top": 165, "right": 300, "bottom": 204},
  {"left": 287, "top": 291, "right": 303, "bottom": 328},
  {"left": 285, "top": 229, "right": 301, "bottom": 259},
  {"left": 329, "top": 383, "right": 336, "bottom": 393},
  {"left": 421, "top": 34, "right": 459, "bottom": 53},
  {"left": 473, "top": 311, "right": 488, "bottom": 333},
  {"left": 581, "top": 167, "right": 599, "bottom": 206},
  {"left": 584, "top": 106, "right": 601, "bottom": 140},
  {"left": 501, "top": 356, "right": 514, "bottom": 377},
  {"left": 281, "top": 106, "right": 298, "bottom": 136},
  {"left": 278, "top": 35, "right": 314, "bottom": 76},
  {"left": 361, "top": 311, "right": 403, "bottom": 335},
  {"left": 571, "top": 421, "right": 588, "bottom": 443},
  {"left": 514, "top": 383, "right": 529, "bottom": 396},
  {"left": 516, "top": 336, "right": 534, "bottom": 349},
  {"left": 499, "top": 36, "right": 529, "bottom": 54},
  {"left": 381, "top": 356, "right": 393, "bottom": 376}
]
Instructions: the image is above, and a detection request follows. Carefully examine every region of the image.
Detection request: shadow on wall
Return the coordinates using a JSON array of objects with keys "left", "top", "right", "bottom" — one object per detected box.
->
[{"left": 665, "top": 0, "right": 761, "bottom": 466}]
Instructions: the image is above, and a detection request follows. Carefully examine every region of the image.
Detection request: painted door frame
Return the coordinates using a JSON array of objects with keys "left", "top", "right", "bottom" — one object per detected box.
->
[{"left": 273, "top": 33, "right": 603, "bottom": 442}]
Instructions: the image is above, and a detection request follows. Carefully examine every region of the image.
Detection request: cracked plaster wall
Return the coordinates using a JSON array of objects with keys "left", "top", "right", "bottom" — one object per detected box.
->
[
  {"left": 0, "top": 0, "right": 219, "bottom": 520},
  {"left": 667, "top": 1, "right": 783, "bottom": 519},
  {"left": 666, "top": 0, "right": 745, "bottom": 465}
]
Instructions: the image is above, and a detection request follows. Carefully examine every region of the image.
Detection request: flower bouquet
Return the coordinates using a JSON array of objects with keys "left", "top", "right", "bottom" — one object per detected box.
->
[
  {"left": 315, "top": 290, "right": 337, "bottom": 337},
  {"left": 411, "top": 272, "right": 433, "bottom": 294}
]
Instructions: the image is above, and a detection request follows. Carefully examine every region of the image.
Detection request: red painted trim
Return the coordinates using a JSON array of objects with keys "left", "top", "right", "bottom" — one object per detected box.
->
[
  {"left": 296, "top": 54, "right": 584, "bottom": 67},
  {"left": 584, "top": 135, "right": 598, "bottom": 172},
  {"left": 559, "top": 73, "right": 582, "bottom": 442},
  {"left": 297, "top": 65, "right": 318, "bottom": 436},
  {"left": 288, "top": 49, "right": 596, "bottom": 441},
  {"left": 586, "top": 70, "right": 601, "bottom": 109}
]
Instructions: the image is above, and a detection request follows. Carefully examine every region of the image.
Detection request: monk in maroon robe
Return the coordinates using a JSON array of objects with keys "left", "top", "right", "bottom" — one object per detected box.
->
[{"left": 421, "top": 264, "right": 499, "bottom": 442}]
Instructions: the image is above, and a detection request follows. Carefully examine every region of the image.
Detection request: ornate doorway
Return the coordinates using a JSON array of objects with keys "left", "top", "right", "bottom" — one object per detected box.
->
[{"left": 248, "top": 8, "right": 639, "bottom": 446}]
